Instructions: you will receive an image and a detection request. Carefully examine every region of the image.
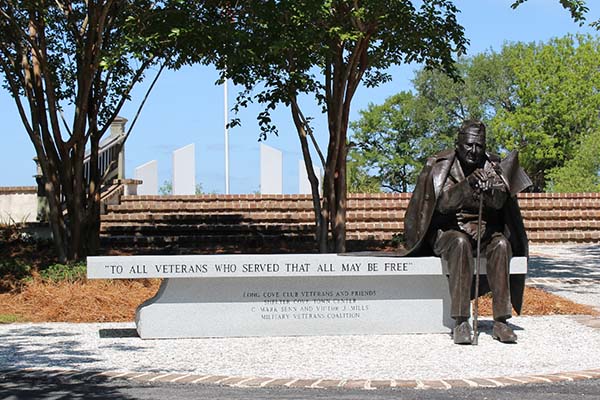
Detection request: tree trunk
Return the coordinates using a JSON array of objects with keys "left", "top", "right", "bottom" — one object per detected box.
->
[
  {"left": 290, "top": 99, "right": 326, "bottom": 252},
  {"left": 43, "top": 168, "right": 68, "bottom": 263},
  {"left": 86, "top": 130, "right": 102, "bottom": 257},
  {"left": 333, "top": 136, "right": 347, "bottom": 253}
]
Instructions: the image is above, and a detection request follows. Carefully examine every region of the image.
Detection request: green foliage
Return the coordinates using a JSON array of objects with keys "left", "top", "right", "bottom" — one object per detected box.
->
[
  {"left": 159, "top": 180, "right": 173, "bottom": 195},
  {"left": 546, "top": 131, "right": 600, "bottom": 192},
  {"left": 491, "top": 35, "right": 600, "bottom": 190},
  {"left": 159, "top": 181, "right": 206, "bottom": 194},
  {"left": 0, "top": 1, "right": 191, "bottom": 261},
  {"left": 194, "top": 0, "right": 468, "bottom": 140},
  {"left": 511, "top": 0, "right": 589, "bottom": 25},
  {"left": 347, "top": 154, "right": 381, "bottom": 193},
  {"left": 0, "top": 1, "right": 169, "bottom": 125},
  {"left": 0, "top": 260, "right": 31, "bottom": 281},
  {"left": 38, "top": 263, "right": 87, "bottom": 283},
  {"left": 391, "top": 233, "right": 405, "bottom": 248},
  {"left": 0, "top": 314, "right": 21, "bottom": 324},
  {"left": 349, "top": 91, "right": 454, "bottom": 192},
  {"left": 174, "top": 1, "right": 467, "bottom": 250},
  {"left": 351, "top": 34, "right": 600, "bottom": 192}
]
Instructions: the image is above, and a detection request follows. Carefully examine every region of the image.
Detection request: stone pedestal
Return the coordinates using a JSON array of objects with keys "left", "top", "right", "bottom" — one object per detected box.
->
[{"left": 136, "top": 275, "right": 452, "bottom": 339}]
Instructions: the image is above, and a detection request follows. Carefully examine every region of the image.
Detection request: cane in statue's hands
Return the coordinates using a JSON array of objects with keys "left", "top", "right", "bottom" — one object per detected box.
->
[{"left": 473, "top": 188, "right": 484, "bottom": 346}]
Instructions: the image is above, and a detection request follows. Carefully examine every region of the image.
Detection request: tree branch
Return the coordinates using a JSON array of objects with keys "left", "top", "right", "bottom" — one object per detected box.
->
[
  {"left": 0, "top": 53, "right": 35, "bottom": 137},
  {"left": 99, "top": 56, "right": 156, "bottom": 137},
  {"left": 123, "top": 62, "right": 165, "bottom": 142}
]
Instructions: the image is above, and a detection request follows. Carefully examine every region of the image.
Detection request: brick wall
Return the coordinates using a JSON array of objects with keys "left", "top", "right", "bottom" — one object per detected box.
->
[{"left": 100, "top": 192, "right": 600, "bottom": 254}]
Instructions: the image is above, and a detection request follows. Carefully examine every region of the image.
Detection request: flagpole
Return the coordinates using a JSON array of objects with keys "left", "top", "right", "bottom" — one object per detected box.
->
[{"left": 224, "top": 76, "right": 230, "bottom": 194}]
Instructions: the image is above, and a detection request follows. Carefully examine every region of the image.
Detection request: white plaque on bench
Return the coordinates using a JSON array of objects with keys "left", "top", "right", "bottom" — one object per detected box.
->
[{"left": 87, "top": 254, "right": 526, "bottom": 339}]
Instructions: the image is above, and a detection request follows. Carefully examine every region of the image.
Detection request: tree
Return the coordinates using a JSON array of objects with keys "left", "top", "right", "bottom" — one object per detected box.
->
[
  {"left": 178, "top": 1, "right": 467, "bottom": 252},
  {"left": 0, "top": 1, "right": 178, "bottom": 262},
  {"left": 491, "top": 35, "right": 600, "bottom": 190},
  {"left": 348, "top": 54, "right": 512, "bottom": 193},
  {"left": 351, "top": 34, "right": 600, "bottom": 193},
  {"left": 546, "top": 130, "right": 600, "bottom": 192},
  {"left": 349, "top": 92, "right": 454, "bottom": 192},
  {"left": 511, "top": 0, "right": 589, "bottom": 25},
  {"left": 347, "top": 153, "right": 381, "bottom": 193}
]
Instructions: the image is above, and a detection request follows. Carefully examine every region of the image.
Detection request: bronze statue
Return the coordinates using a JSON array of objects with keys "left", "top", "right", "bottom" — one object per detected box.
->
[{"left": 403, "top": 120, "right": 531, "bottom": 344}]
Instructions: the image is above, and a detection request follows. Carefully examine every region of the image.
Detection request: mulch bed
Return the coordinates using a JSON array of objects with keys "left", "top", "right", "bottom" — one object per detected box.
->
[
  {"left": 0, "top": 225, "right": 596, "bottom": 323},
  {"left": 0, "top": 280, "right": 596, "bottom": 323}
]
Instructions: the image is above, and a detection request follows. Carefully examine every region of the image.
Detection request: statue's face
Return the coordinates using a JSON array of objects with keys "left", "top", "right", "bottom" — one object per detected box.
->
[{"left": 456, "top": 128, "right": 486, "bottom": 168}]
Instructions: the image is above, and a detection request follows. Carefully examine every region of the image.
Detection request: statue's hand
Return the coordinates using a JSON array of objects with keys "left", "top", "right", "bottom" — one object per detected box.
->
[
  {"left": 486, "top": 165, "right": 508, "bottom": 192},
  {"left": 467, "top": 168, "right": 492, "bottom": 192}
]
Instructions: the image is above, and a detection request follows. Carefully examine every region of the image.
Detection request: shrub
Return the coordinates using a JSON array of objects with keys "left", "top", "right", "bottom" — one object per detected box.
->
[
  {"left": 0, "top": 260, "right": 31, "bottom": 281},
  {"left": 39, "top": 263, "right": 87, "bottom": 283}
]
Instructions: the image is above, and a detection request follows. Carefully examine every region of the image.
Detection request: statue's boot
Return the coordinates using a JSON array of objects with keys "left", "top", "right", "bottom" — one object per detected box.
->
[
  {"left": 492, "top": 321, "right": 517, "bottom": 343},
  {"left": 453, "top": 321, "right": 472, "bottom": 345}
]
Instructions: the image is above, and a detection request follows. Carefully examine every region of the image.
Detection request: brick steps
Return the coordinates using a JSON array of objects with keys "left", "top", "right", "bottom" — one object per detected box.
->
[
  {"left": 521, "top": 210, "right": 600, "bottom": 219},
  {"left": 524, "top": 220, "right": 600, "bottom": 229},
  {"left": 101, "top": 222, "right": 403, "bottom": 234},
  {"left": 100, "top": 193, "right": 600, "bottom": 253},
  {"left": 107, "top": 202, "right": 409, "bottom": 213},
  {"left": 101, "top": 211, "right": 403, "bottom": 223},
  {"left": 100, "top": 234, "right": 386, "bottom": 254},
  {"left": 527, "top": 231, "right": 600, "bottom": 242}
]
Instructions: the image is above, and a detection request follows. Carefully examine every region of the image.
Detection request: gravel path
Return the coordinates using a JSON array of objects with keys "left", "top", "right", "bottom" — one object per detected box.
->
[
  {"left": 529, "top": 244, "right": 600, "bottom": 311},
  {"left": 1, "top": 244, "right": 598, "bottom": 381},
  {"left": 0, "top": 316, "right": 599, "bottom": 381}
]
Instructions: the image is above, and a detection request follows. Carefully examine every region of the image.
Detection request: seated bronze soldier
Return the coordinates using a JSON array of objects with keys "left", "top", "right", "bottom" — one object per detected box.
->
[{"left": 403, "top": 120, "right": 529, "bottom": 344}]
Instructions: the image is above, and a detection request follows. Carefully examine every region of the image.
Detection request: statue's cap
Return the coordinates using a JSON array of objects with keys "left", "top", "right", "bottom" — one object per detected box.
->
[{"left": 458, "top": 120, "right": 486, "bottom": 139}]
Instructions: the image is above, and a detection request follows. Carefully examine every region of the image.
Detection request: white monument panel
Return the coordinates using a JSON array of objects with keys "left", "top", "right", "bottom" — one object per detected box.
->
[
  {"left": 134, "top": 160, "right": 158, "bottom": 195},
  {"left": 172, "top": 144, "right": 195, "bottom": 195},
  {"left": 260, "top": 144, "right": 282, "bottom": 194},
  {"left": 298, "top": 160, "right": 322, "bottom": 195}
]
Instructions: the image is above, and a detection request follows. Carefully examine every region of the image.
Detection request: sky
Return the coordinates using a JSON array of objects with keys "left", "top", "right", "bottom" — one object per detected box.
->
[{"left": 1, "top": 0, "right": 599, "bottom": 194}]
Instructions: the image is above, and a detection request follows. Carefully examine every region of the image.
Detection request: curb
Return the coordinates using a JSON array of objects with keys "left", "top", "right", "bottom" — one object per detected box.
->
[{"left": 2, "top": 367, "right": 600, "bottom": 390}]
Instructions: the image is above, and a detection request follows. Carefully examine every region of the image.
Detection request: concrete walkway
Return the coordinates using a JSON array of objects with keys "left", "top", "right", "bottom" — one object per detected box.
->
[{"left": 1, "top": 244, "right": 599, "bottom": 390}]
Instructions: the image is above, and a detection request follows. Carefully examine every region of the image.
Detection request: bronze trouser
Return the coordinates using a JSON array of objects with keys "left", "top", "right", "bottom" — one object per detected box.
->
[{"left": 432, "top": 230, "right": 513, "bottom": 320}]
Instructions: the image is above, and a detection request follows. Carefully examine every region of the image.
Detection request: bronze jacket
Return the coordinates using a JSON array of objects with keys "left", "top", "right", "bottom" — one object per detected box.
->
[{"left": 402, "top": 148, "right": 528, "bottom": 313}]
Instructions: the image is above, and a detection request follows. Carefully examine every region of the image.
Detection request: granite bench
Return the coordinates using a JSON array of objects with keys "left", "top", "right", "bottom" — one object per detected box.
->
[{"left": 87, "top": 254, "right": 527, "bottom": 339}]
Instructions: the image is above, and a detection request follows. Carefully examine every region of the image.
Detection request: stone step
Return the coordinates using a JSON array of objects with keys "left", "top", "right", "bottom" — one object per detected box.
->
[
  {"left": 101, "top": 211, "right": 600, "bottom": 227},
  {"left": 100, "top": 229, "right": 600, "bottom": 249},
  {"left": 100, "top": 220, "right": 600, "bottom": 236},
  {"left": 516, "top": 200, "right": 600, "bottom": 209},
  {"left": 520, "top": 209, "right": 600, "bottom": 219},
  {"left": 528, "top": 230, "right": 600, "bottom": 242},
  {"left": 523, "top": 220, "right": 600, "bottom": 230},
  {"left": 101, "top": 210, "right": 405, "bottom": 223},
  {"left": 119, "top": 194, "right": 413, "bottom": 201},
  {"left": 106, "top": 202, "right": 409, "bottom": 214},
  {"left": 112, "top": 199, "right": 600, "bottom": 211},
  {"left": 107, "top": 199, "right": 600, "bottom": 216},
  {"left": 100, "top": 221, "right": 403, "bottom": 234},
  {"left": 101, "top": 212, "right": 314, "bottom": 223},
  {"left": 100, "top": 233, "right": 390, "bottom": 249}
]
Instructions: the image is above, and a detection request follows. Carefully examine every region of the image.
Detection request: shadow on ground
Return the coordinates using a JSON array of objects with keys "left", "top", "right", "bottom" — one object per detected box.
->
[
  {"left": 0, "top": 326, "right": 103, "bottom": 371},
  {"left": 528, "top": 244, "right": 600, "bottom": 279},
  {"left": 0, "top": 371, "right": 137, "bottom": 399},
  {"left": 99, "top": 328, "right": 139, "bottom": 339}
]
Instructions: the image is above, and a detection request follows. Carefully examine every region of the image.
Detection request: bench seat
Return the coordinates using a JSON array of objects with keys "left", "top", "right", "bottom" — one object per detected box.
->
[{"left": 87, "top": 254, "right": 527, "bottom": 339}]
